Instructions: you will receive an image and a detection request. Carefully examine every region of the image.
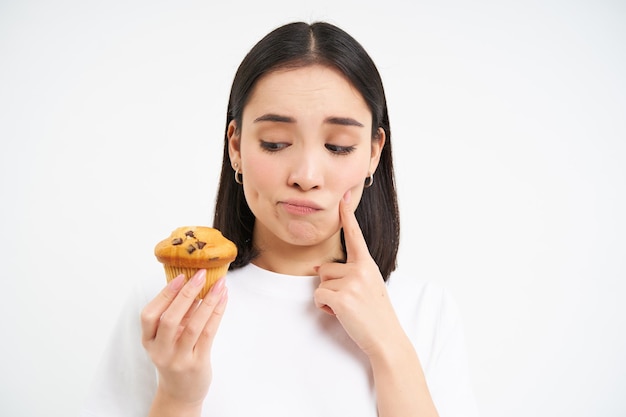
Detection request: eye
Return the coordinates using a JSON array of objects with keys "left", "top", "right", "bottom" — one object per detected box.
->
[
  {"left": 325, "top": 144, "right": 356, "bottom": 155},
  {"left": 260, "top": 140, "right": 289, "bottom": 152}
]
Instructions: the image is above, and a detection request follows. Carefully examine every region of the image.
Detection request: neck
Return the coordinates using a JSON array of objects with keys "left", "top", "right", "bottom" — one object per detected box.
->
[{"left": 252, "top": 229, "right": 344, "bottom": 276}]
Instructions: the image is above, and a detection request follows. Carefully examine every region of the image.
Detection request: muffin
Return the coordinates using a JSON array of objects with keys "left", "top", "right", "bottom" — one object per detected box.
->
[{"left": 154, "top": 226, "right": 237, "bottom": 298}]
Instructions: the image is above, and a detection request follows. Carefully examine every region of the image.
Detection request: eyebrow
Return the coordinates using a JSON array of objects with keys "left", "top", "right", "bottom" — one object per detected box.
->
[
  {"left": 253, "top": 114, "right": 295, "bottom": 123},
  {"left": 253, "top": 113, "right": 364, "bottom": 128},
  {"left": 325, "top": 116, "right": 364, "bottom": 127}
]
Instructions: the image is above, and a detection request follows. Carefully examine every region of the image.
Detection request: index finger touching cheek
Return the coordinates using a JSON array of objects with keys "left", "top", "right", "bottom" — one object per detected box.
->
[{"left": 340, "top": 190, "right": 370, "bottom": 262}]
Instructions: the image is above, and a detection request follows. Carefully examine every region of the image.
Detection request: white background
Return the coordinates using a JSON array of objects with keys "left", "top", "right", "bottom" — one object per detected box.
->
[{"left": 1, "top": 1, "right": 625, "bottom": 416}]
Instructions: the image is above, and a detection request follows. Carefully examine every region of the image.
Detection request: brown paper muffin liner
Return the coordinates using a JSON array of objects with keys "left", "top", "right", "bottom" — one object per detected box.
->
[{"left": 163, "top": 264, "right": 229, "bottom": 299}]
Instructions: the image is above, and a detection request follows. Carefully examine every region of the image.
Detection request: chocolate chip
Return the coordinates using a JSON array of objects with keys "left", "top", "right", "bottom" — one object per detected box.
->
[
  {"left": 185, "top": 230, "right": 195, "bottom": 238},
  {"left": 196, "top": 241, "right": 206, "bottom": 249},
  {"left": 186, "top": 244, "right": 196, "bottom": 254},
  {"left": 172, "top": 237, "right": 183, "bottom": 245}
]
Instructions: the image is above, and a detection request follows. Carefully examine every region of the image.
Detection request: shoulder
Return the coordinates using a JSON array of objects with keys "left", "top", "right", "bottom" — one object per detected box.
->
[
  {"left": 386, "top": 269, "right": 465, "bottom": 357},
  {"left": 386, "top": 269, "right": 457, "bottom": 318}
]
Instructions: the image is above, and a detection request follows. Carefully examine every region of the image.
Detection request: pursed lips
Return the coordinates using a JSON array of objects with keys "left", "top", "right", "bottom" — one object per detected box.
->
[{"left": 279, "top": 199, "right": 323, "bottom": 215}]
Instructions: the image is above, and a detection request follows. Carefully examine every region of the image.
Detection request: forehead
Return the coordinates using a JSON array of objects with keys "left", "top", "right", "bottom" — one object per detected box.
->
[{"left": 243, "top": 64, "right": 370, "bottom": 121}]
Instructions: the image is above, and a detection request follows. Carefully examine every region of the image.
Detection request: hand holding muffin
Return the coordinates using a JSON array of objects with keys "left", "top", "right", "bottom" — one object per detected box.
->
[{"left": 140, "top": 226, "right": 237, "bottom": 414}]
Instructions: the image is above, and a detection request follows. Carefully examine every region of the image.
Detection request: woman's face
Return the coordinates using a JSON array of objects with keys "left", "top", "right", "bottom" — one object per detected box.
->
[{"left": 228, "top": 64, "right": 384, "bottom": 258}]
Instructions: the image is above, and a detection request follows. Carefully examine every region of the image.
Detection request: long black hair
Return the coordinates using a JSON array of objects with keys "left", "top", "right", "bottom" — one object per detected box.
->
[{"left": 213, "top": 21, "right": 400, "bottom": 281}]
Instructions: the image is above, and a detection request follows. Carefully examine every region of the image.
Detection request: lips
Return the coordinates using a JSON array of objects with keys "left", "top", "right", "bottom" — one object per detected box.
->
[{"left": 279, "top": 199, "right": 322, "bottom": 215}]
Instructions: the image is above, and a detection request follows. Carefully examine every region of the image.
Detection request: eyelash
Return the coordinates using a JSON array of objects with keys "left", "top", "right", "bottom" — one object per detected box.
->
[
  {"left": 325, "top": 144, "right": 356, "bottom": 155},
  {"left": 260, "top": 141, "right": 288, "bottom": 152},
  {"left": 259, "top": 140, "right": 356, "bottom": 155}
]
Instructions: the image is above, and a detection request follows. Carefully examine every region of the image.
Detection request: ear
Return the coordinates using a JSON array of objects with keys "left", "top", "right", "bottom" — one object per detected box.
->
[
  {"left": 369, "top": 127, "right": 386, "bottom": 174},
  {"left": 227, "top": 120, "right": 241, "bottom": 167}
]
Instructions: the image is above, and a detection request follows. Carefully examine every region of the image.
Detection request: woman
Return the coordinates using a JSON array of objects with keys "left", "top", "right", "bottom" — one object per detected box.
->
[{"left": 81, "top": 22, "right": 478, "bottom": 417}]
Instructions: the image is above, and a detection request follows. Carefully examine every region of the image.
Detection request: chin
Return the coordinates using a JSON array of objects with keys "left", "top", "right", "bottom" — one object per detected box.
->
[
  {"left": 285, "top": 220, "right": 340, "bottom": 247},
  {"left": 286, "top": 222, "right": 321, "bottom": 245}
]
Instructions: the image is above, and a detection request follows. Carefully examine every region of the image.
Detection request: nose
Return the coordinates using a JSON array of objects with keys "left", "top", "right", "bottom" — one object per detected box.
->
[{"left": 287, "top": 148, "right": 323, "bottom": 191}]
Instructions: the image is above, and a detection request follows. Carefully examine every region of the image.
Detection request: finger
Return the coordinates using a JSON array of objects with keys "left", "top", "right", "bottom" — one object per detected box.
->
[
  {"left": 319, "top": 304, "right": 335, "bottom": 316},
  {"left": 316, "top": 262, "right": 347, "bottom": 283},
  {"left": 313, "top": 287, "right": 337, "bottom": 316},
  {"left": 340, "top": 190, "right": 370, "bottom": 262},
  {"left": 180, "top": 297, "right": 202, "bottom": 329},
  {"left": 195, "top": 286, "right": 229, "bottom": 354},
  {"left": 154, "top": 269, "right": 207, "bottom": 344},
  {"left": 141, "top": 273, "right": 185, "bottom": 344},
  {"left": 178, "top": 277, "right": 228, "bottom": 352}
]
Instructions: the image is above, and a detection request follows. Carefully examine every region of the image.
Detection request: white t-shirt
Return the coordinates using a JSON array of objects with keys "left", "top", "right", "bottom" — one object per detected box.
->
[{"left": 80, "top": 263, "right": 479, "bottom": 417}]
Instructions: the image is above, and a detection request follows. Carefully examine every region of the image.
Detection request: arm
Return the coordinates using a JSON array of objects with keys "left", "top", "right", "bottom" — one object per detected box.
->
[
  {"left": 314, "top": 191, "right": 438, "bottom": 417},
  {"left": 148, "top": 388, "right": 204, "bottom": 417},
  {"left": 368, "top": 327, "right": 438, "bottom": 417},
  {"left": 317, "top": 280, "right": 439, "bottom": 417}
]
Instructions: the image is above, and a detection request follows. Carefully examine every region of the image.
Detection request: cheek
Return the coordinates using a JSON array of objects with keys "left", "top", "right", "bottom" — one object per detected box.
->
[
  {"left": 332, "top": 155, "right": 369, "bottom": 191},
  {"left": 242, "top": 154, "right": 280, "bottom": 198}
]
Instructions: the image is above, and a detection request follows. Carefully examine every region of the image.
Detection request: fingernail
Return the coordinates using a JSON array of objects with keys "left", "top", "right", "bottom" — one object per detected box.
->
[
  {"left": 343, "top": 190, "right": 351, "bottom": 203},
  {"left": 169, "top": 274, "right": 185, "bottom": 291},
  {"left": 192, "top": 269, "right": 207, "bottom": 286},
  {"left": 313, "top": 266, "right": 320, "bottom": 273},
  {"left": 211, "top": 277, "right": 226, "bottom": 294}
]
